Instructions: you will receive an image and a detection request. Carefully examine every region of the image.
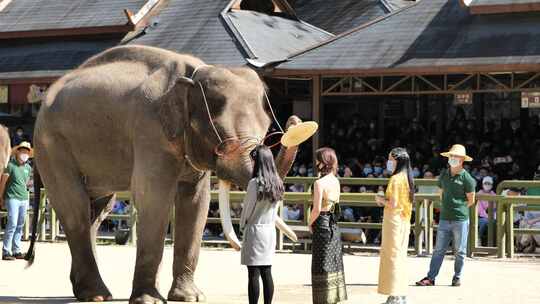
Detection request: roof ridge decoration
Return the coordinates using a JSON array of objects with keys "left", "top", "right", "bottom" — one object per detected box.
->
[
  {"left": 124, "top": 0, "right": 161, "bottom": 26},
  {"left": 0, "top": 0, "right": 12, "bottom": 12},
  {"left": 284, "top": 0, "right": 421, "bottom": 61}
]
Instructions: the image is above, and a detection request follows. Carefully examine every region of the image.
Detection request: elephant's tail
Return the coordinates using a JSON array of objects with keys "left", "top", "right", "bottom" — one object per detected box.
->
[{"left": 24, "top": 164, "right": 41, "bottom": 266}]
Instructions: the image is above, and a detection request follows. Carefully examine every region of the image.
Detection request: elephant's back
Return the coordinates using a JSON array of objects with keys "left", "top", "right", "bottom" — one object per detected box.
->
[{"left": 80, "top": 44, "right": 205, "bottom": 71}]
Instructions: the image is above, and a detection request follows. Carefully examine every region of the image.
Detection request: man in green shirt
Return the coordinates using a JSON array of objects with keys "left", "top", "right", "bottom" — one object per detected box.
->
[
  {"left": 416, "top": 144, "right": 476, "bottom": 287},
  {"left": 1, "top": 141, "right": 33, "bottom": 260}
]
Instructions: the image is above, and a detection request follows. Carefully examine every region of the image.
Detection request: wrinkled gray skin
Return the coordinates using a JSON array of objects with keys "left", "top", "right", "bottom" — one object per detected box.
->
[
  {"left": 33, "top": 45, "right": 299, "bottom": 304},
  {"left": 0, "top": 125, "right": 11, "bottom": 170}
]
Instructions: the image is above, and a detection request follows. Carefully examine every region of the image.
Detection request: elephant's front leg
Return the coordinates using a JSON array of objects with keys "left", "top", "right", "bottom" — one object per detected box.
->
[
  {"left": 168, "top": 172, "right": 211, "bottom": 302},
  {"left": 130, "top": 161, "right": 177, "bottom": 304}
]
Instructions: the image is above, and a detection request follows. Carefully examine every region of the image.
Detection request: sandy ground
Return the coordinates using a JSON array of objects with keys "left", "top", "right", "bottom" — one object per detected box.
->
[{"left": 0, "top": 242, "right": 539, "bottom": 304}]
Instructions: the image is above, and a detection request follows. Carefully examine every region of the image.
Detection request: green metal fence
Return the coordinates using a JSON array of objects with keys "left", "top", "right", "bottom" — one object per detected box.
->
[{"left": 2, "top": 178, "right": 540, "bottom": 258}]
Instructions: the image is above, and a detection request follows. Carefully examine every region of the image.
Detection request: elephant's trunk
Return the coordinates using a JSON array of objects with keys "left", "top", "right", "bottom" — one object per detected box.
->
[{"left": 275, "top": 115, "right": 301, "bottom": 180}]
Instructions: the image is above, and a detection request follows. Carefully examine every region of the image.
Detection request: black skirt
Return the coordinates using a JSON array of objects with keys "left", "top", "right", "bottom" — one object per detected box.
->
[{"left": 311, "top": 212, "right": 348, "bottom": 304}]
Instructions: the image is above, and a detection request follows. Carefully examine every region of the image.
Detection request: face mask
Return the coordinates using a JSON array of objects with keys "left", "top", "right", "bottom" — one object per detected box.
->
[
  {"left": 299, "top": 167, "right": 306, "bottom": 175},
  {"left": 448, "top": 158, "right": 460, "bottom": 168},
  {"left": 386, "top": 160, "right": 394, "bottom": 173},
  {"left": 16, "top": 131, "right": 23, "bottom": 137},
  {"left": 373, "top": 166, "right": 383, "bottom": 175},
  {"left": 19, "top": 153, "right": 29, "bottom": 163},
  {"left": 412, "top": 169, "right": 420, "bottom": 178},
  {"left": 483, "top": 184, "right": 493, "bottom": 191},
  {"left": 363, "top": 167, "right": 373, "bottom": 175}
]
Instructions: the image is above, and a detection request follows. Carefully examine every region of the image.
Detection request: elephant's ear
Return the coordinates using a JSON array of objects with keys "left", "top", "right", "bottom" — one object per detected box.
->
[{"left": 140, "top": 63, "right": 195, "bottom": 141}]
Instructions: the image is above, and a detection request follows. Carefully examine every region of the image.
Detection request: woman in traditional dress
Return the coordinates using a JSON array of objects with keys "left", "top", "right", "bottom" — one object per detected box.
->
[
  {"left": 375, "top": 147, "right": 415, "bottom": 304},
  {"left": 240, "top": 145, "right": 285, "bottom": 304},
  {"left": 309, "top": 147, "right": 348, "bottom": 304}
]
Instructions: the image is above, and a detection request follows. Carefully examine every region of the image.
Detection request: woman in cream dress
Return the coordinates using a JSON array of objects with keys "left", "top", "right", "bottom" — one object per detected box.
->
[{"left": 375, "top": 148, "right": 415, "bottom": 304}]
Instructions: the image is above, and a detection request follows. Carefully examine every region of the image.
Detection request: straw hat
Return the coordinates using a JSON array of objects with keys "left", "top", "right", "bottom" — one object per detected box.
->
[
  {"left": 12, "top": 141, "right": 33, "bottom": 158},
  {"left": 441, "top": 144, "right": 472, "bottom": 162},
  {"left": 281, "top": 121, "right": 318, "bottom": 147}
]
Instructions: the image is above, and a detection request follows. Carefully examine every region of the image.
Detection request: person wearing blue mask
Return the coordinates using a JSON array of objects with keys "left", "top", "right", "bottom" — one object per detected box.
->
[
  {"left": 376, "top": 148, "right": 415, "bottom": 304},
  {"left": 363, "top": 164, "right": 374, "bottom": 177},
  {"left": 416, "top": 144, "right": 476, "bottom": 287}
]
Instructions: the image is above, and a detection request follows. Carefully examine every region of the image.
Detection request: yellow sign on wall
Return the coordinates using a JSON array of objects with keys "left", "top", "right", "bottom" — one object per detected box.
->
[{"left": 0, "top": 86, "right": 7, "bottom": 104}]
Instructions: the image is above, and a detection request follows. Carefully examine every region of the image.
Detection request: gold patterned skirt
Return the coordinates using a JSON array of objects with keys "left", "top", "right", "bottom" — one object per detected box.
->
[
  {"left": 311, "top": 212, "right": 348, "bottom": 304},
  {"left": 378, "top": 208, "right": 411, "bottom": 296}
]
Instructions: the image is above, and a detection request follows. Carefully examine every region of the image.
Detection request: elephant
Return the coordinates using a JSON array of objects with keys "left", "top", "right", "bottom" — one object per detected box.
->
[
  {"left": 0, "top": 125, "right": 11, "bottom": 170},
  {"left": 31, "top": 45, "right": 301, "bottom": 303}
]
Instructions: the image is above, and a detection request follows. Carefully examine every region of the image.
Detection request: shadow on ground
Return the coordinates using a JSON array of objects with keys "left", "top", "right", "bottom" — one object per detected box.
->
[{"left": 0, "top": 297, "right": 128, "bottom": 303}]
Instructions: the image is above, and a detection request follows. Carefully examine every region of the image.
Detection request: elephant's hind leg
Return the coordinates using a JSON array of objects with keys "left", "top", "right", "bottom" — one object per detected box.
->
[
  {"left": 36, "top": 140, "right": 112, "bottom": 302},
  {"left": 168, "top": 173, "right": 211, "bottom": 302}
]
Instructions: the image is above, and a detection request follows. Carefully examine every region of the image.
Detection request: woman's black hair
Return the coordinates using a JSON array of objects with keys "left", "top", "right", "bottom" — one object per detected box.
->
[
  {"left": 390, "top": 147, "right": 415, "bottom": 202},
  {"left": 251, "top": 145, "right": 284, "bottom": 203}
]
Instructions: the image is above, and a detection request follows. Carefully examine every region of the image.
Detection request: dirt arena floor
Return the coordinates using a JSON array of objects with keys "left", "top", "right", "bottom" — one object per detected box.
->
[{"left": 0, "top": 242, "right": 538, "bottom": 304}]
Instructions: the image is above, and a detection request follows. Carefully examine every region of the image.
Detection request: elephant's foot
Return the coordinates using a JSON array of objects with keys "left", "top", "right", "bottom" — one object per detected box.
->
[
  {"left": 71, "top": 272, "right": 112, "bottom": 302},
  {"left": 74, "top": 287, "right": 112, "bottom": 302},
  {"left": 168, "top": 281, "right": 206, "bottom": 302},
  {"left": 130, "top": 288, "right": 166, "bottom": 304}
]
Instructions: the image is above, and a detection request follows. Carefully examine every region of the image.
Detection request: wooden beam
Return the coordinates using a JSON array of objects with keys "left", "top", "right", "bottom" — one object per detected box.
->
[
  {"left": 517, "top": 72, "right": 540, "bottom": 89},
  {"left": 448, "top": 74, "right": 475, "bottom": 91},
  {"left": 416, "top": 75, "right": 441, "bottom": 91},
  {"left": 0, "top": 25, "right": 134, "bottom": 40},
  {"left": 384, "top": 75, "right": 411, "bottom": 92},
  {"left": 322, "top": 77, "right": 349, "bottom": 95},
  {"left": 312, "top": 76, "right": 321, "bottom": 167},
  {"left": 353, "top": 77, "right": 378, "bottom": 92},
  {"left": 321, "top": 87, "right": 540, "bottom": 96},
  {"left": 484, "top": 73, "right": 510, "bottom": 90},
  {"left": 469, "top": 2, "right": 540, "bottom": 15},
  {"left": 271, "top": 64, "right": 540, "bottom": 78}
]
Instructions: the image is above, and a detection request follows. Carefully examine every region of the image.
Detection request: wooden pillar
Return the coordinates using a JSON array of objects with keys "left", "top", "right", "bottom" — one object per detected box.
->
[{"left": 312, "top": 76, "right": 321, "bottom": 165}]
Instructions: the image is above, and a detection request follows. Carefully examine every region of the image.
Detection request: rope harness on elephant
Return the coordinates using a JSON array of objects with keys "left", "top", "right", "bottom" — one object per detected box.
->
[{"left": 183, "top": 65, "right": 285, "bottom": 173}]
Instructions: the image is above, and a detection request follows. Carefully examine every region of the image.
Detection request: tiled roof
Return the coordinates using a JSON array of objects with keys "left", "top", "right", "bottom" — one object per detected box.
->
[
  {"left": 276, "top": 0, "right": 540, "bottom": 75},
  {"left": 292, "top": 0, "right": 411, "bottom": 34},
  {"left": 223, "top": 10, "right": 332, "bottom": 64},
  {"left": 0, "top": 35, "right": 123, "bottom": 80},
  {"left": 128, "top": 0, "right": 332, "bottom": 66},
  {"left": 0, "top": 0, "right": 146, "bottom": 33}
]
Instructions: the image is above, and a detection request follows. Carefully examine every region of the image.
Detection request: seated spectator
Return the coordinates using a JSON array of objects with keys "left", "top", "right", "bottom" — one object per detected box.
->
[
  {"left": 283, "top": 204, "right": 302, "bottom": 221},
  {"left": 340, "top": 206, "right": 367, "bottom": 244},
  {"left": 417, "top": 171, "right": 438, "bottom": 194},
  {"left": 502, "top": 187, "right": 524, "bottom": 227},
  {"left": 11, "top": 126, "right": 30, "bottom": 146},
  {"left": 477, "top": 176, "right": 496, "bottom": 245},
  {"left": 517, "top": 209, "right": 540, "bottom": 253}
]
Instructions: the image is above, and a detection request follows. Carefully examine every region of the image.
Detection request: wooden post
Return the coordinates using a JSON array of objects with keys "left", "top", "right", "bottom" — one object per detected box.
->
[
  {"left": 468, "top": 204, "right": 478, "bottom": 257},
  {"left": 39, "top": 201, "right": 47, "bottom": 242},
  {"left": 423, "top": 200, "right": 429, "bottom": 253},
  {"left": 414, "top": 200, "right": 423, "bottom": 256},
  {"left": 24, "top": 211, "right": 30, "bottom": 240},
  {"left": 312, "top": 76, "right": 320, "bottom": 167},
  {"left": 129, "top": 202, "right": 137, "bottom": 245},
  {"left": 497, "top": 200, "right": 506, "bottom": 258},
  {"left": 506, "top": 203, "right": 514, "bottom": 258},
  {"left": 487, "top": 201, "right": 495, "bottom": 247},
  {"left": 51, "top": 208, "right": 57, "bottom": 241},
  {"left": 427, "top": 201, "right": 434, "bottom": 254}
]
